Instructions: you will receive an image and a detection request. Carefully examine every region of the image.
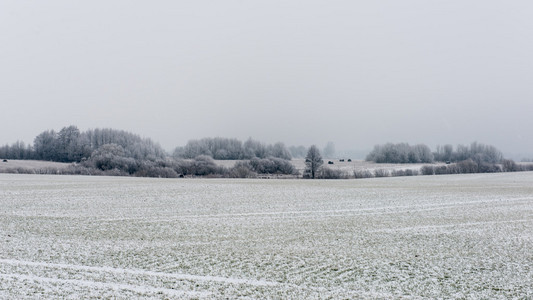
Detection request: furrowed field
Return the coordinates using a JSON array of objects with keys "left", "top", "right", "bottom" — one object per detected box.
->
[{"left": 1, "top": 173, "right": 532, "bottom": 299}]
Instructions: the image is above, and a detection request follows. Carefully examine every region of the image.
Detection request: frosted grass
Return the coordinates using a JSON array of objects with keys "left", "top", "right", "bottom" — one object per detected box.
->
[{"left": 1, "top": 173, "right": 532, "bottom": 298}]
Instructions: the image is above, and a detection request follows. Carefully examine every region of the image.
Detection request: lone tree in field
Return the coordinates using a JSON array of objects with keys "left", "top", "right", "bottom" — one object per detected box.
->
[{"left": 305, "top": 145, "right": 323, "bottom": 179}]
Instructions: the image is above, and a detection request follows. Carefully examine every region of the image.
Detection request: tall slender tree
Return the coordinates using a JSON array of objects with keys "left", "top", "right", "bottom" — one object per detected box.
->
[{"left": 305, "top": 145, "right": 323, "bottom": 179}]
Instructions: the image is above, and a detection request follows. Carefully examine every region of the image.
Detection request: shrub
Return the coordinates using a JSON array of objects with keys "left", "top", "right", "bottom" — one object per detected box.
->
[
  {"left": 229, "top": 161, "right": 257, "bottom": 178},
  {"left": 354, "top": 169, "right": 374, "bottom": 179},
  {"left": 249, "top": 157, "right": 296, "bottom": 175},
  {"left": 502, "top": 159, "right": 518, "bottom": 172},
  {"left": 374, "top": 169, "right": 390, "bottom": 177},
  {"left": 134, "top": 166, "right": 179, "bottom": 178},
  {"left": 456, "top": 159, "right": 478, "bottom": 173},
  {"left": 421, "top": 165, "right": 435, "bottom": 175},
  {"left": 391, "top": 169, "right": 419, "bottom": 177},
  {"left": 317, "top": 167, "right": 349, "bottom": 179},
  {"left": 434, "top": 165, "right": 448, "bottom": 175}
]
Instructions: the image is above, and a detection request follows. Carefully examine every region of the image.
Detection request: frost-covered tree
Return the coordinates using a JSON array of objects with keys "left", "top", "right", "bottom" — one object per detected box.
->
[
  {"left": 268, "top": 142, "right": 292, "bottom": 160},
  {"left": 243, "top": 138, "right": 267, "bottom": 159},
  {"left": 57, "top": 125, "right": 82, "bottom": 162},
  {"left": 33, "top": 130, "right": 59, "bottom": 161},
  {"left": 0, "top": 141, "right": 34, "bottom": 160},
  {"left": 366, "top": 143, "right": 433, "bottom": 163},
  {"left": 177, "top": 137, "right": 291, "bottom": 160},
  {"left": 305, "top": 145, "right": 323, "bottom": 179}
]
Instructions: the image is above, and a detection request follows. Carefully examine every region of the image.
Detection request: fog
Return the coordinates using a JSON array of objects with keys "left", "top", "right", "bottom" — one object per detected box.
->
[{"left": 1, "top": 1, "right": 532, "bottom": 159}]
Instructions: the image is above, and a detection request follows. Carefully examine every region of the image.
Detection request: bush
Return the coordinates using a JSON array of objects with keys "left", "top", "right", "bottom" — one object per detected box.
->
[
  {"left": 374, "top": 169, "right": 390, "bottom": 177},
  {"left": 456, "top": 159, "right": 478, "bottom": 173},
  {"left": 175, "top": 155, "right": 227, "bottom": 176},
  {"left": 229, "top": 161, "right": 257, "bottom": 178},
  {"left": 502, "top": 159, "right": 518, "bottom": 172},
  {"left": 523, "top": 164, "right": 533, "bottom": 171},
  {"left": 134, "top": 166, "right": 179, "bottom": 178},
  {"left": 354, "top": 169, "right": 374, "bottom": 179},
  {"left": 421, "top": 165, "right": 435, "bottom": 175},
  {"left": 317, "top": 167, "right": 349, "bottom": 179},
  {"left": 391, "top": 169, "right": 419, "bottom": 177},
  {"left": 249, "top": 157, "right": 296, "bottom": 175}
]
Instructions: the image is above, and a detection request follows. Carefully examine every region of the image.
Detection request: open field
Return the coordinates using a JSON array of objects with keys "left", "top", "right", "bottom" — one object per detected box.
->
[{"left": 1, "top": 173, "right": 532, "bottom": 298}]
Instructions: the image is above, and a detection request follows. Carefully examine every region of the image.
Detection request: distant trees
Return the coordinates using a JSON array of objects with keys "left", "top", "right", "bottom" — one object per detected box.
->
[
  {"left": 6, "top": 125, "right": 533, "bottom": 179},
  {"left": 4, "top": 125, "right": 166, "bottom": 167},
  {"left": 305, "top": 145, "right": 323, "bottom": 179},
  {"left": 34, "top": 130, "right": 60, "bottom": 161},
  {"left": 433, "top": 142, "right": 503, "bottom": 164},
  {"left": 174, "top": 137, "right": 292, "bottom": 160},
  {"left": 366, "top": 142, "right": 504, "bottom": 165},
  {"left": 366, "top": 143, "right": 434, "bottom": 163},
  {"left": 0, "top": 141, "right": 34, "bottom": 160}
]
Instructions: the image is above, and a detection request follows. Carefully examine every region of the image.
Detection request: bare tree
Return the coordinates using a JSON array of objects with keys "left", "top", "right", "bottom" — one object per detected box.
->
[{"left": 305, "top": 145, "right": 323, "bottom": 179}]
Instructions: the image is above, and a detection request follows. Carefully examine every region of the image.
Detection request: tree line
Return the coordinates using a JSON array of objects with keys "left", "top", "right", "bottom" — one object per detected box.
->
[
  {"left": 2, "top": 126, "right": 532, "bottom": 179},
  {"left": 364, "top": 141, "right": 533, "bottom": 176},
  {"left": 173, "top": 137, "right": 292, "bottom": 160},
  {"left": 0, "top": 125, "right": 301, "bottom": 178},
  {"left": 366, "top": 142, "right": 503, "bottom": 164}
]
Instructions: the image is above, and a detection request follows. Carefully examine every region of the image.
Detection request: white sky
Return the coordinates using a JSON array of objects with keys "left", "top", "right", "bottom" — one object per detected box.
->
[{"left": 1, "top": 1, "right": 533, "bottom": 158}]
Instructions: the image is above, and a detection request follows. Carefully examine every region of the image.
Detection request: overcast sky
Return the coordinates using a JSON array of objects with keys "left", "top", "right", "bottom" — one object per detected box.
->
[{"left": 1, "top": 1, "right": 532, "bottom": 158}]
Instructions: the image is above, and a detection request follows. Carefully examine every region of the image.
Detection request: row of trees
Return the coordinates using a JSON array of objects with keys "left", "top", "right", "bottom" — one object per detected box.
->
[
  {"left": 366, "top": 142, "right": 504, "bottom": 164},
  {"left": 365, "top": 143, "right": 434, "bottom": 163},
  {"left": 173, "top": 137, "right": 292, "bottom": 160},
  {"left": 0, "top": 126, "right": 169, "bottom": 163},
  {"left": 421, "top": 159, "right": 533, "bottom": 175},
  {"left": 2, "top": 126, "right": 531, "bottom": 179},
  {"left": 433, "top": 142, "right": 503, "bottom": 164},
  {"left": 0, "top": 126, "right": 305, "bottom": 178},
  {"left": 32, "top": 126, "right": 167, "bottom": 162},
  {"left": 0, "top": 141, "right": 33, "bottom": 160}
]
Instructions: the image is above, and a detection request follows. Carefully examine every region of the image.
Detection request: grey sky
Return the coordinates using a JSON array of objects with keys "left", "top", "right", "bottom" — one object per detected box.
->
[{"left": 1, "top": 1, "right": 532, "bottom": 158}]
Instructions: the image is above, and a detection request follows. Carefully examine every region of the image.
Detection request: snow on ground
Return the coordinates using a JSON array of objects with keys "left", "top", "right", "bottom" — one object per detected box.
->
[{"left": 1, "top": 173, "right": 532, "bottom": 298}]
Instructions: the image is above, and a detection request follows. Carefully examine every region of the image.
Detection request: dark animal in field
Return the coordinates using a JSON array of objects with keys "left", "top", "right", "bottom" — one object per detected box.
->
[
  {"left": 339, "top": 159, "right": 345, "bottom": 162},
  {"left": 347, "top": 159, "right": 352, "bottom": 162},
  {"left": 2, "top": 159, "right": 7, "bottom": 163},
  {"left": 328, "top": 161, "right": 334, "bottom": 165}
]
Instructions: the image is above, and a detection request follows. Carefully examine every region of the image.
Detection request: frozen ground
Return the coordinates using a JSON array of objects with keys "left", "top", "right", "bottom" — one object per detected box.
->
[{"left": 1, "top": 173, "right": 532, "bottom": 298}]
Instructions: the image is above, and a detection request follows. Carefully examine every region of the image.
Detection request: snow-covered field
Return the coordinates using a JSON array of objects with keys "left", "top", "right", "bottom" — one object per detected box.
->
[{"left": 1, "top": 173, "right": 532, "bottom": 299}]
